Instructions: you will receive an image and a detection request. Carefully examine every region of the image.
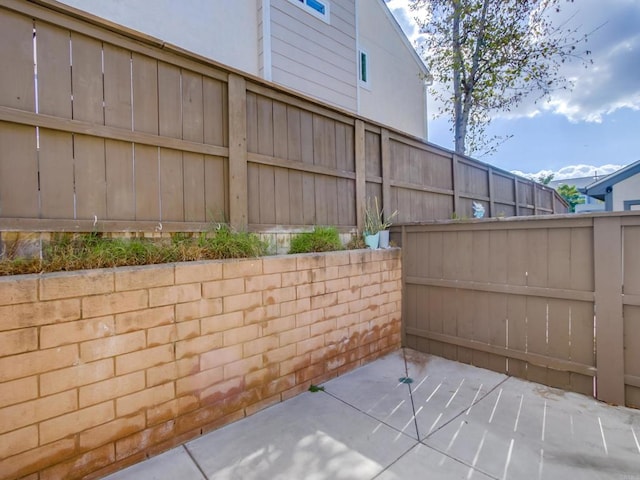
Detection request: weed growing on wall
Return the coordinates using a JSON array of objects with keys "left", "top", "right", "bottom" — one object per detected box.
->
[{"left": 288, "top": 227, "right": 343, "bottom": 254}]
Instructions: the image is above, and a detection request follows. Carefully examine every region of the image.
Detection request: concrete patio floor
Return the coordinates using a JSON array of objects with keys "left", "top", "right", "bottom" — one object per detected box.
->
[{"left": 104, "top": 348, "right": 640, "bottom": 479}]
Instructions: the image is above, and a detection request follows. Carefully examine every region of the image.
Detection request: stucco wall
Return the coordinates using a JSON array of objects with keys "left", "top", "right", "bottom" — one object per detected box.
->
[
  {"left": 0, "top": 250, "right": 401, "bottom": 479},
  {"left": 57, "top": 0, "right": 260, "bottom": 76}
]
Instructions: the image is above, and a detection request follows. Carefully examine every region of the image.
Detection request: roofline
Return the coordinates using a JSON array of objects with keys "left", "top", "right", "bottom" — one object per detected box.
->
[
  {"left": 375, "top": 0, "right": 430, "bottom": 77},
  {"left": 583, "top": 159, "right": 640, "bottom": 196}
]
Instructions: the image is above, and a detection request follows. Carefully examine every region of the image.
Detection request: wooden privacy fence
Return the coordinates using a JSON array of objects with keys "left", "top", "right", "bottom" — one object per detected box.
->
[
  {"left": 396, "top": 212, "right": 640, "bottom": 408},
  {"left": 0, "top": 0, "right": 566, "bottom": 236}
]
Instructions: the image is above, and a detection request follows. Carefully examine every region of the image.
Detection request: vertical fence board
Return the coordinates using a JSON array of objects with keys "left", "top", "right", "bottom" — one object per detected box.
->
[
  {"left": 259, "top": 165, "right": 276, "bottom": 224},
  {"left": 36, "top": 22, "right": 72, "bottom": 118},
  {"left": 289, "top": 171, "right": 303, "bottom": 225},
  {"left": 134, "top": 144, "right": 160, "bottom": 220},
  {"left": 257, "top": 95, "right": 274, "bottom": 157},
  {"left": 182, "top": 70, "right": 204, "bottom": 142},
  {"left": 274, "top": 167, "right": 290, "bottom": 225},
  {"left": 0, "top": 124, "right": 38, "bottom": 217},
  {"left": 159, "top": 149, "right": 184, "bottom": 222},
  {"left": 103, "top": 44, "right": 132, "bottom": 129},
  {"left": 624, "top": 305, "right": 640, "bottom": 408},
  {"left": 105, "top": 140, "right": 134, "bottom": 219},
  {"left": 158, "top": 63, "right": 182, "bottom": 139},
  {"left": 132, "top": 53, "right": 159, "bottom": 135},
  {"left": 548, "top": 228, "right": 572, "bottom": 289},
  {"left": 247, "top": 164, "right": 260, "bottom": 225},
  {"left": 70, "top": 33, "right": 104, "bottom": 124},
  {"left": 204, "top": 155, "right": 227, "bottom": 222},
  {"left": 74, "top": 135, "right": 107, "bottom": 219},
  {"left": 0, "top": 9, "right": 35, "bottom": 112},
  {"left": 272, "top": 101, "right": 288, "bottom": 160},
  {"left": 203, "top": 77, "right": 226, "bottom": 147},
  {"left": 624, "top": 226, "right": 640, "bottom": 294},
  {"left": 302, "top": 173, "right": 316, "bottom": 224},
  {"left": 286, "top": 106, "right": 301, "bottom": 162},
  {"left": 38, "top": 130, "right": 74, "bottom": 219},
  {"left": 183, "top": 153, "right": 206, "bottom": 222}
]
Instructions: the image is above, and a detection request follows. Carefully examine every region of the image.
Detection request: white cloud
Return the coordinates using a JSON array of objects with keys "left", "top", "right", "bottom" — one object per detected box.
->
[{"left": 511, "top": 164, "right": 625, "bottom": 181}]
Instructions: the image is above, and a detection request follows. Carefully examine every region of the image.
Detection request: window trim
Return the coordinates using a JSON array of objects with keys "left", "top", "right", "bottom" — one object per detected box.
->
[{"left": 288, "top": 0, "right": 330, "bottom": 23}]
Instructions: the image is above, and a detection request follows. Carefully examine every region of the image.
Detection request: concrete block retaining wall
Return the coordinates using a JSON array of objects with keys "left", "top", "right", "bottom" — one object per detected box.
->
[{"left": 0, "top": 249, "right": 401, "bottom": 479}]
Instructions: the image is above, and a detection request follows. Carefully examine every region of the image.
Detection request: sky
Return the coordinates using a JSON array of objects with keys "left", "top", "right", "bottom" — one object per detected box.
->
[{"left": 386, "top": 0, "right": 640, "bottom": 181}]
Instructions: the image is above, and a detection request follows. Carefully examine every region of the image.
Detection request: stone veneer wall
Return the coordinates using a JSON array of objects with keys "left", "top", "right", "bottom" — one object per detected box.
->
[{"left": 0, "top": 249, "right": 401, "bottom": 479}]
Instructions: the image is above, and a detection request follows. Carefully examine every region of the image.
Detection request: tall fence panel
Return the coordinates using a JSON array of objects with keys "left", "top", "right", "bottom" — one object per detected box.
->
[
  {"left": 397, "top": 212, "right": 640, "bottom": 408},
  {"left": 0, "top": 0, "right": 566, "bottom": 238}
]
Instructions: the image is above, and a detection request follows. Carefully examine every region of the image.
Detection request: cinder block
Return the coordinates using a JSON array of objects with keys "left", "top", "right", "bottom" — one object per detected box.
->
[
  {"left": 148, "top": 283, "right": 200, "bottom": 307},
  {"left": 40, "top": 359, "right": 114, "bottom": 397},
  {"left": 115, "top": 420, "right": 176, "bottom": 461},
  {"left": 261, "top": 374, "right": 296, "bottom": 398},
  {"left": 279, "top": 353, "right": 310, "bottom": 376},
  {"left": 279, "top": 326, "right": 309, "bottom": 347},
  {"left": 202, "top": 278, "right": 245, "bottom": 299},
  {"left": 262, "top": 256, "right": 297, "bottom": 274},
  {"left": 310, "top": 292, "right": 338, "bottom": 310},
  {"left": 295, "top": 308, "right": 324, "bottom": 328},
  {"left": 176, "top": 319, "right": 200, "bottom": 341},
  {"left": 199, "top": 345, "right": 243, "bottom": 371},
  {"left": 80, "top": 331, "right": 146, "bottom": 363},
  {"left": 79, "top": 413, "right": 145, "bottom": 451},
  {"left": 175, "top": 333, "right": 223, "bottom": 359},
  {"left": 79, "top": 371, "right": 145, "bottom": 408},
  {"left": 0, "top": 327, "right": 38, "bottom": 356},
  {"left": 222, "top": 292, "right": 262, "bottom": 314},
  {"left": 311, "top": 266, "right": 339, "bottom": 282},
  {"left": 41, "top": 316, "right": 115, "bottom": 349},
  {"left": 245, "top": 394, "right": 281, "bottom": 417},
  {"left": 244, "top": 364, "right": 279, "bottom": 390},
  {"left": 0, "top": 299, "right": 81, "bottom": 331},
  {"left": 40, "top": 270, "right": 113, "bottom": 300},
  {"left": 281, "top": 270, "right": 312, "bottom": 287},
  {"left": 115, "top": 306, "right": 174, "bottom": 334},
  {"left": 146, "top": 323, "right": 177, "bottom": 346},
  {"left": 175, "top": 261, "right": 222, "bottom": 284},
  {"left": 115, "top": 344, "right": 173, "bottom": 376},
  {"left": 200, "top": 311, "right": 244, "bottom": 335},
  {"left": 176, "top": 367, "right": 224, "bottom": 397},
  {"left": 115, "top": 382, "right": 175, "bottom": 417},
  {"left": 39, "top": 401, "right": 115, "bottom": 444},
  {"left": 146, "top": 396, "right": 198, "bottom": 426},
  {"left": 0, "top": 390, "right": 77, "bottom": 435},
  {"left": 176, "top": 298, "right": 222, "bottom": 322},
  {"left": 223, "top": 324, "right": 259, "bottom": 346},
  {"left": 296, "top": 335, "right": 325, "bottom": 356},
  {"left": 146, "top": 357, "right": 197, "bottom": 387},
  {"left": 222, "top": 259, "right": 263, "bottom": 279},
  {"left": 115, "top": 265, "right": 174, "bottom": 292},
  {"left": 361, "top": 284, "right": 382, "bottom": 298},
  {"left": 200, "top": 376, "right": 244, "bottom": 403},
  {"left": 0, "top": 438, "right": 75, "bottom": 480},
  {"left": 262, "top": 286, "right": 296, "bottom": 305},
  {"left": 243, "top": 335, "right": 279, "bottom": 358},
  {"left": 245, "top": 273, "right": 282, "bottom": 293},
  {"left": 262, "top": 315, "right": 296, "bottom": 336},
  {"left": 280, "top": 298, "right": 311, "bottom": 317},
  {"left": 223, "top": 355, "right": 264, "bottom": 380},
  {"left": 296, "top": 255, "right": 325, "bottom": 271},
  {"left": 82, "top": 291, "right": 148, "bottom": 319},
  {"left": 0, "top": 376, "right": 38, "bottom": 408},
  {"left": 0, "top": 425, "right": 38, "bottom": 459},
  {"left": 310, "top": 318, "right": 336, "bottom": 338},
  {"left": 324, "top": 277, "right": 350, "bottom": 293},
  {"left": 40, "top": 443, "right": 115, "bottom": 480},
  {"left": 0, "top": 345, "right": 78, "bottom": 383},
  {"left": 244, "top": 304, "right": 280, "bottom": 325},
  {"left": 0, "top": 276, "right": 38, "bottom": 305}
]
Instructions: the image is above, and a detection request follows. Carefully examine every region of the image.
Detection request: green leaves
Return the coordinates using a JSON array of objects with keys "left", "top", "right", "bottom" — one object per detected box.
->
[{"left": 410, "top": 0, "right": 592, "bottom": 156}]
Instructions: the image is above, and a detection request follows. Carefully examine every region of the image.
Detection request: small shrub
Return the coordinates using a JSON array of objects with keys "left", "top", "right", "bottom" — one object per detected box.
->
[
  {"left": 0, "top": 226, "right": 268, "bottom": 276},
  {"left": 288, "top": 227, "right": 342, "bottom": 254},
  {"left": 346, "top": 234, "right": 366, "bottom": 250}
]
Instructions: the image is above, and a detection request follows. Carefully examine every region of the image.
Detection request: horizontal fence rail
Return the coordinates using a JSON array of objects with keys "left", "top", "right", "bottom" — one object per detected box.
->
[
  {"left": 395, "top": 212, "right": 640, "bottom": 409},
  {"left": 0, "top": 0, "right": 566, "bottom": 237}
]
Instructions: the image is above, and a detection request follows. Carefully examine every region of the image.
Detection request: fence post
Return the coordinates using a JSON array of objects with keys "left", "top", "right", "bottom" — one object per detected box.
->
[
  {"left": 355, "top": 119, "right": 366, "bottom": 232},
  {"left": 381, "top": 128, "right": 391, "bottom": 219},
  {"left": 593, "top": 216, "right": 625, "bottom": 405},
  {"left": 228, "top": 73, "right": 248, "bottom": 230},
  {"left": 488, "top": 167, "right": 495, "bottom": 217},
  {"left": 452, "top": 154, "right": 460, "bottom": 215},
  {"left": 514, "top": 179, "right": 520, "bottom": 216}
]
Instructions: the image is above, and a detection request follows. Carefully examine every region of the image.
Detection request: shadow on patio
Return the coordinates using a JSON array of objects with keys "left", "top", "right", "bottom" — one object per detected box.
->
[{"left": 104, "top": 348, "right": 640, "bottom": 479}]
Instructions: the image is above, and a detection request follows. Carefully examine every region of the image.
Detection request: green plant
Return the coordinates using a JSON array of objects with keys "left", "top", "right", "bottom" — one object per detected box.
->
[
  {"left": 308, "top": 384, "right": 325, "bottom": 392},
  {"left": 289, "top": 227, "right": 342, "bottom": 254},
  {"left": 364, "top": 197, "right": 398, "bottom": 234},
  {"left": 346, "top": 234, "right": 366, "bottom": 250},
  {"left": 0, "top": 225, "right": 268, "bottom": 276}
]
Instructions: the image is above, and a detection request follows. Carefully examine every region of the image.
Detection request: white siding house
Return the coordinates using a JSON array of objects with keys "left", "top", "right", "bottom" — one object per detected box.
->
[
  {"left": 56, "top": 0, "right": 429, "bottom": 139},
  {"left": 582, "top": 160, "right": 640, "bottom": 211}
]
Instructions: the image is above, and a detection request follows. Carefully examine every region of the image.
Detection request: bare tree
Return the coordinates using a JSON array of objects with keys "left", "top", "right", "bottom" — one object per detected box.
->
[{"left": 411, "top": 0, "right": 593, "bottom": 155}]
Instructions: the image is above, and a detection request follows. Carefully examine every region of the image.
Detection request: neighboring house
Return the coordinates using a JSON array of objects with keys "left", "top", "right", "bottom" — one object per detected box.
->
[
  {"left": 548, "top": 175, "right": 605, "bottom": 213},
  {"left": 57, "top": 0, "right": 431, "bottom": 139},
  {"left": 581, "top": 160, "right": 640, "bottom": 211}
]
